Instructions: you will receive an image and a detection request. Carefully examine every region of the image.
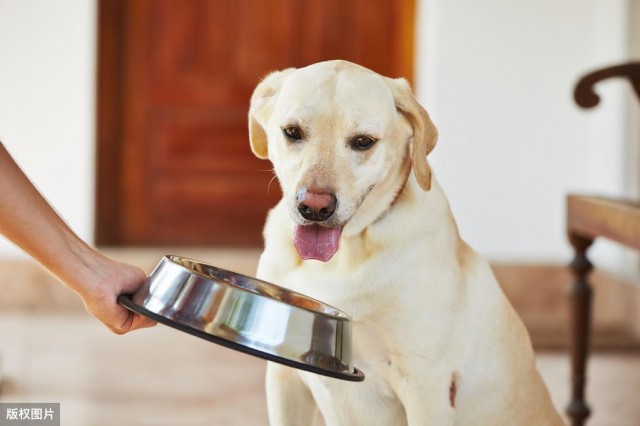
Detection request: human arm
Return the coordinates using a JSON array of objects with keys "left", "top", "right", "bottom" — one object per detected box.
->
[{"left": 0, "top": 141, "right": 155, "bottom": 333}]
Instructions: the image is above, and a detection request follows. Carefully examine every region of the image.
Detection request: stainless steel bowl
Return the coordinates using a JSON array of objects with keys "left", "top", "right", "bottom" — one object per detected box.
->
[{"left": 118, "top": 255, "right": 364, "bottom": 381}]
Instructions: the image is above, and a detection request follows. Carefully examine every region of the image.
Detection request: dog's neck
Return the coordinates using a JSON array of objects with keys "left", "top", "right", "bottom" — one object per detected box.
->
[
  {"left": 342, "top": 157, "right": 457, "bottom": 237},
  {"left": 341, "top": 153, "right": 412, "bottom": 238},
  {"left": 327, "top": 167, "right": 461, "bottom": 270}
]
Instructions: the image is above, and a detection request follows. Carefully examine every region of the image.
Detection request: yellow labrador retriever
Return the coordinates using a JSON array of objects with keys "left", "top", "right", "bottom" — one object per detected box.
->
[{"left": 249, "top": 60, "right": 563, "bottom": 426}]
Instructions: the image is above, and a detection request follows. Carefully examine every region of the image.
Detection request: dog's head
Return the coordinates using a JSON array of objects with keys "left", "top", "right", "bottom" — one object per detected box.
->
[{"left": 249, "top": 60, "right": 437, "bottom": 262}]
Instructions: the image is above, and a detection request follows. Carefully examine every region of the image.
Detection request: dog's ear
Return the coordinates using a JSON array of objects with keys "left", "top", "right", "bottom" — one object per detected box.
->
[
  {"left": 386, "top": 78, "right": 438, "bottom": 191},
  {"left": 248, "top": 68, "right": 295, "bottom": 159}
]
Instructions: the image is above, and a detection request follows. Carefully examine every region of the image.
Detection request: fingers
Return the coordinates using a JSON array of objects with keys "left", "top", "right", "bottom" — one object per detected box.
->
[
  {"left": 90, "top": 300, "right": 156, "bottom": 335},
  {"left": 109, "top": 316, "right": 132, "bottom": 335},
  {"left": 129, "top": 313, "right": 157, "bottom": 331},
  {"left": 108, "top": 311, "right": 156, "bottom": 335}
]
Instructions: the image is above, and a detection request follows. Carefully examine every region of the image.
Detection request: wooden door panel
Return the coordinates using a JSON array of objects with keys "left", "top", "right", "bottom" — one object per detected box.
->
[
  {"left": 149, "top": 107, "right": 261, "bottom": 175},
  {"left": 97, "top": 0, "right": 414, "bottom": 246},
  {"left": 151, "top": 175, "right": 273, "bottom": 245},
  {"left": 149, "top": 0, "right": 297, "bottom": 103}
]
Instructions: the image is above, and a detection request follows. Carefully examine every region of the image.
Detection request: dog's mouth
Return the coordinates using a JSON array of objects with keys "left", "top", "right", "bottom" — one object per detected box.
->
[
  {"left": 290, "top": 184, "right": 376, "bottom": 262},
  {"left": 293, "top": 224, "right": 343, "bottom": 262}
]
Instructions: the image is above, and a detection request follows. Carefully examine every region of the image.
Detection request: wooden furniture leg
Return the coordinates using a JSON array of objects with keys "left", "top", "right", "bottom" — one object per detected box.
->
[
  {"left": 566, "top": 62, "right": 640, "bottom": 424},
  {"left": 566, "top": 233, "right": 594, "bottom": 426}
]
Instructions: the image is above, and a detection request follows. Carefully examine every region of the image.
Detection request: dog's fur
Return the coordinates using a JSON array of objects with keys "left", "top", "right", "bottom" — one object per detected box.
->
[{"left": 248, "top": 60, "right": 563, "bottom": 426}]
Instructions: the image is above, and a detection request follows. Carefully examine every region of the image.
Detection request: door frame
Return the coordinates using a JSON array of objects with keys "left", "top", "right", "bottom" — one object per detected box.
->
[{"left": 96, "top": 0, "right": 126, "bottom": 245}]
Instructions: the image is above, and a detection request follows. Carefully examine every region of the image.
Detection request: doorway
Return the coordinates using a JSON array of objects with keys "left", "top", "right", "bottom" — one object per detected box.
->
[{"left": 96, "top": 0, "right": 415, "bottom": 246}]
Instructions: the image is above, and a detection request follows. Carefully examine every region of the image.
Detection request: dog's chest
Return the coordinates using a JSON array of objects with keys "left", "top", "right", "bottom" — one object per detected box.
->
[
  {"left": 279, "top": 263, "right": 421, "bottom": 425},
  {"left": 258, "top": 229, "right": 458, "bottom": 424},
  {"left": 278, "top": 247, "right": 417, "bottom": 318}
]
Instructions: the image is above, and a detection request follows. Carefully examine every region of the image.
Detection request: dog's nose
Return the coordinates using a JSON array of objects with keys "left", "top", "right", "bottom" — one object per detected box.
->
[{"left": 296, "top": 189, "right": 337, "bottom": 222}]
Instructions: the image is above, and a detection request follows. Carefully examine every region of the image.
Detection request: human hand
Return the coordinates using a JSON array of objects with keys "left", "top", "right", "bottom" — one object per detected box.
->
[{"left": 70, "top": 250, "right": 157, "bottom": 334}]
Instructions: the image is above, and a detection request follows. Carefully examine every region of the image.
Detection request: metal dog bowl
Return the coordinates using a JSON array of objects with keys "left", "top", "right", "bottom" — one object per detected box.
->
[{"left": 118, "top": 255, "right": 364, "bottom": 381}]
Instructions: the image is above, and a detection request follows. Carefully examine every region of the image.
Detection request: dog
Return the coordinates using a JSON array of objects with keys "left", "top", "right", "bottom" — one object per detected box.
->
[{"left": 248, "top": 60, "right": 563, "bottom": 426}]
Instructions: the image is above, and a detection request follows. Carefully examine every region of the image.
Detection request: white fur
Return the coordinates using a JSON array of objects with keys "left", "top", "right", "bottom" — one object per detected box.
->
[{"left": 249, "top": 60, "right": 563, "bottom": 426}]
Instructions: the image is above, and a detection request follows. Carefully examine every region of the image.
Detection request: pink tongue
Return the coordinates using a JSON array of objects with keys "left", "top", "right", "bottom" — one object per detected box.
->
[{"left": 293, "top": 224, "right": 342, "bottom": 262}]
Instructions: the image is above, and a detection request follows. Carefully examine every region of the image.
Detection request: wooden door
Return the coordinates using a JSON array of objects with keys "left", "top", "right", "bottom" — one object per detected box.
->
[{"left": 97, "top": 0, "right": 415, "bottom": 246}]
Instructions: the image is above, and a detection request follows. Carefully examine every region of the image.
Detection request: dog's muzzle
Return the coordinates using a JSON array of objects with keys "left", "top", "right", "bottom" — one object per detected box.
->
[{"left": 294, "top": 188, "right": 342, "bottom": 262}]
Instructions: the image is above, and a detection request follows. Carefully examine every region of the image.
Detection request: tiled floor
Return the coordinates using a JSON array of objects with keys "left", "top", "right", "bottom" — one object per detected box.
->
[
  {"left": 1, "top": 311, "right": 640, "bottom": 425},
  {"left": 0, "top": 312, "right": 267, "bottom": 426}
]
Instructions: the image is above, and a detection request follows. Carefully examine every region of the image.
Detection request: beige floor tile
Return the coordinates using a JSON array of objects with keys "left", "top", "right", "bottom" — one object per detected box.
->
[
  {"left": 537, "top": 351, "right": 640, "bottom": 426},
  {"left": 0, "top": 312, "right": 268, "bottom": 426}
]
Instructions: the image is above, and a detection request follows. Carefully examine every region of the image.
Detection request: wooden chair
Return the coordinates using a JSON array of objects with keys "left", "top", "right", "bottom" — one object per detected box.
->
[{"left": 566, "top": 62, "right": 640, "bottom": 426}]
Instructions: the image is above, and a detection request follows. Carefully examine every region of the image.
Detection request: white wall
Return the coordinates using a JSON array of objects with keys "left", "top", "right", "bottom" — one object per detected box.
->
[
  {"left": 417, "top": 0, "right": 635, "bottom": 267},
  {"left": 0, "top": 0, "right": 97, "bottom": 258},
  {"left": 0, "top": 0, "right": 634, "bottom": 268}
]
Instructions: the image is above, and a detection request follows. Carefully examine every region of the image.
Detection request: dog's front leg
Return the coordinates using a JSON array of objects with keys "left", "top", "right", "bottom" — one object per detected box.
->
[
  {"left": 398, "top": 374, "right": 457, "bottom": 426},
  {"left": 403, "top": 395, "right": 456, "bottom": 425},
  {"left": 266, "top": 362, "right": 318, "bottom": 426}
]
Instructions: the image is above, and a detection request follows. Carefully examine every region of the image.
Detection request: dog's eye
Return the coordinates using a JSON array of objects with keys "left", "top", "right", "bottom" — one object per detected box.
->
[
  {"left": 350, "top": 135, "right": 377, "bottom": 151},
  {"left": 282, "top": 126, "right": 303, "bottom": 141}
]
